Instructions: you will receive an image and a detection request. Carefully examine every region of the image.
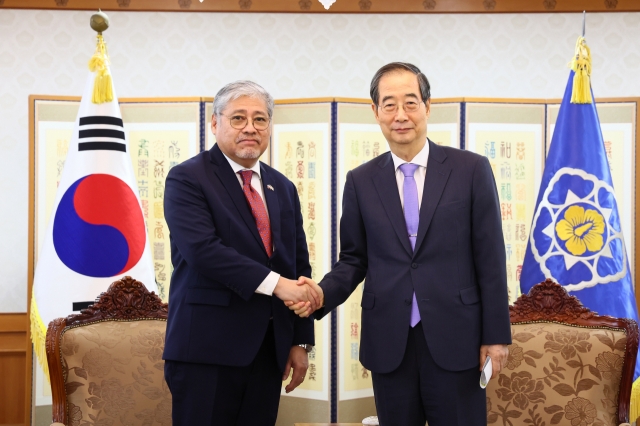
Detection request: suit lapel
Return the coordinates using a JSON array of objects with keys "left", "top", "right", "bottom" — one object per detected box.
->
[
  {"left": 413, "top": 141, "right": 451, "bottom": 254},
  {"left": 260, "top": 164, "right": 280, "bottom": 257},
  {"left": 210, "top": 144, "right": 265, "bottom": 253},
  {"left": 372, "top": 153, "right": 413, "bottom": 257}
]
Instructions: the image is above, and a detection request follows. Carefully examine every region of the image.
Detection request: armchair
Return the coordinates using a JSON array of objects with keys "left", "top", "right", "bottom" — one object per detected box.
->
[
  {"left": 486, "top": 279, "right": 638, "bottom": 426},
  {"left": 45, "top": 276, "right": 170, "bottom": 426}
]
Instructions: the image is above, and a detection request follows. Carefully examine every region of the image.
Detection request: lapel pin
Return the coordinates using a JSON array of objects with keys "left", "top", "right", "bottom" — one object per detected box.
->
[{"left": 267, "top": 184, "right": 274, "bottom": 191}]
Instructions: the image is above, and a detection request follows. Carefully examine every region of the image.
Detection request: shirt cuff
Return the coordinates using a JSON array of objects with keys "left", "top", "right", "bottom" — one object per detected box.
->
[{"left": 255, "top": 271, "right": 280, "bottom": 295}]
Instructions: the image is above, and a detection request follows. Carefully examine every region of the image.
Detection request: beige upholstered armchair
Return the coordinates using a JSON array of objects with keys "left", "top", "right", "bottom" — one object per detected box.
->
[
  {"left": 45, "top": 276, "right": 170, "bottom": 426},
  {"left": 486, "top": 279, "right": 638, "bottom": 426}
]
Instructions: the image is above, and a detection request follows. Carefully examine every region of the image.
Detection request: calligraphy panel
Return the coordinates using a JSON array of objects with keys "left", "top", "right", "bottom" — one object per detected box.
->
[
  {"left": 270, "top": 102, "right": 332, "bottom": 426},
  {"left": 272, "top": 122, "right": 330, "bottom": 402},
  {"left": 337, "top": 122, "right": 386, "bottom": 402},
  {"left": 466, "top": 103, "right": 545, "bottom": 303},
  {"left": 335, "top": 104, "right": 387, "bottom": 411},
  {"left": 121, "top": 101, "right": 202, "bottom": 301}
]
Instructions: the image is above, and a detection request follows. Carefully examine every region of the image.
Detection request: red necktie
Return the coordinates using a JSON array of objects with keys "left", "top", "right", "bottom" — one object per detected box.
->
[{"left": 238, "top": 170, "right": 273, "bottom": 257}]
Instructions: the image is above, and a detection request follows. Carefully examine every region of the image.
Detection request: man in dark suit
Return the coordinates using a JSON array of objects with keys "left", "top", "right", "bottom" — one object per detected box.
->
[
  {"left": 291, "top": 63, "right": 512, "bottom": 425},
  {"left": 163, "top": 81, "right": 319, "bottom": 426}
]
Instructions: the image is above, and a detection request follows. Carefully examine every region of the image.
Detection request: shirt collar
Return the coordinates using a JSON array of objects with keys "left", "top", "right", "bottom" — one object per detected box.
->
[
  {"left": 391, "top": 139, "right": 430, "bottom": 171},
  {"left": 222, "top": 152, "right": 262, "bottom": 178}
]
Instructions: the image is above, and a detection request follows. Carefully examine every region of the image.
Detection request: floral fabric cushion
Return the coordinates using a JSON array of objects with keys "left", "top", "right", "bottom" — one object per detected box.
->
[
  {"left": 486, "top": 322, "right": 627, "bottom": 426},
  {"left": 60, "top": 319, "right": 171, "bottom": 426}
]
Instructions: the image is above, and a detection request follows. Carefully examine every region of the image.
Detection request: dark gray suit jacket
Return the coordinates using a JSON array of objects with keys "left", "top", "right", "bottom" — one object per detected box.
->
[{"left": 316, "top": 140, "right": 511, "bottom": 373}]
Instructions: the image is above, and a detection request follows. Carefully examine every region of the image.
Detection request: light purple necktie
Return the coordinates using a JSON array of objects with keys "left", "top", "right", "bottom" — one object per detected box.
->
[{"left": 399, "top": 163, "right": 421, "bottom": 328}]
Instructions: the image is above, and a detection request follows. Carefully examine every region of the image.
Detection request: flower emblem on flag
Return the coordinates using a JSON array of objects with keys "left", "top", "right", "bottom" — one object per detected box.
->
[
  {"left": 555, "top": 205, "right": 605, "bottom": 256},
  {"left": 529, "top": 167, "right": 626, "bottom": 291}
]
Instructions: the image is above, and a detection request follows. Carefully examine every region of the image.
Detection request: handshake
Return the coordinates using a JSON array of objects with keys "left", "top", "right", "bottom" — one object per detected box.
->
[{"left": 273, "top": 276, "right": 324, "bottom": 318}]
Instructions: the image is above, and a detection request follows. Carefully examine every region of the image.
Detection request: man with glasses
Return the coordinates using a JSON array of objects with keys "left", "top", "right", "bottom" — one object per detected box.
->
[
  {"left": 163, "top": 80, "right": 319, "bottom": 426},
  {"left": 290, "top": 63, "right": 512, "bottom": 425}
]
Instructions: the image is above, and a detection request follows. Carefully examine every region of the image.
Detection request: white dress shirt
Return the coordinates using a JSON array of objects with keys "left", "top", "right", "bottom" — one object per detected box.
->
[
  {"left": 223, "top": 153, "right": 280, "bottom": 296},
  {"left": 390, "top": 140, "right": 430, "bottom": 210}
]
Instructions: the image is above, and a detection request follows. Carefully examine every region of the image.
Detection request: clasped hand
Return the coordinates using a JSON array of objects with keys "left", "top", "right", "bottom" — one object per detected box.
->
[{"left": 273, "top": 276, "right": 323, "bottom": 317}]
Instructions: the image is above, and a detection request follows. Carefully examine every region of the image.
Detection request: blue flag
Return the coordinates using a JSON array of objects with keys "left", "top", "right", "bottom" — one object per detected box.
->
[{"left": 520, "top": 70, "right": 639, "bottom": 380}]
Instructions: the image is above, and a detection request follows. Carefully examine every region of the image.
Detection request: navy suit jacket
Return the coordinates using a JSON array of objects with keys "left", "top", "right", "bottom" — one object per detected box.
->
[
  {"left": 316, "top": 140, "right": 511, "bottom": 373},
  {"left": 162, "top": 143, "right": 314, "bottom": 371}
]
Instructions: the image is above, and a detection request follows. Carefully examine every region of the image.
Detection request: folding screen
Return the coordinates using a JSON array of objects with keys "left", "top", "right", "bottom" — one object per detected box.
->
[
  {"left": 28, "top": 94, "right": 640, "bottom": 425},
  {"left": 464, "top": 101, "right": 546, "bottom": 303}
]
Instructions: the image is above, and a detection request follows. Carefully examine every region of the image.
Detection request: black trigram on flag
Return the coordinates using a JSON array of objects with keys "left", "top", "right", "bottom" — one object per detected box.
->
[{"left": 78, "top": 115, "right": 126, "bottom": 152}]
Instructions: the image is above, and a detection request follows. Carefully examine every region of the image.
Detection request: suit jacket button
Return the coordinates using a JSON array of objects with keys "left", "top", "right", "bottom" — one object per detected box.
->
[
  {"left": 404, "top": 299, "right": 411, "bottom": 305},
  {"left": 411, "top": 263, "right": 418, "bottom": 269}
]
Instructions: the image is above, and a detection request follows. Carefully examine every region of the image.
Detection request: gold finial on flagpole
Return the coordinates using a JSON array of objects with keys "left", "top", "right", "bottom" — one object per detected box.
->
[
  {"left": 88, "top": 10, "right": 113, "bottom": 104},
  {"left": 90, "top": 9, "right": 110, "bottom": 34}
]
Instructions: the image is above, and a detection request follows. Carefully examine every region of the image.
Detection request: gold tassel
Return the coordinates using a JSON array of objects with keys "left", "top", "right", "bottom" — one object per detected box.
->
[
  {"left": 29, "top": 296, "right": 50, "bottom": 381},
  {"left": 631, "top": 379, "right": 640, "bottom": 422},
  {"left": 570, "top": 36, "right": 592, "bottom": 104},
  {"left": 88, "top": 34, "right": 113, "bottom": 104}
]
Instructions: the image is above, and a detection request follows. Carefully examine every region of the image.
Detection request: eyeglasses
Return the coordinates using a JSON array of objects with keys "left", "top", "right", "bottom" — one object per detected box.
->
[
  {"left": 224, "top": 114, "right": 271, "bottom": 131},
  {"left": 378, "top": 100, "right": 423, "bottom": 114}
]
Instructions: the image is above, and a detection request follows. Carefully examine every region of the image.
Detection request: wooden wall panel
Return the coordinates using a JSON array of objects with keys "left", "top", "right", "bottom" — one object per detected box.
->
[
  {"left": 0, "top": 314, "right": 28, "bottom": 426},
  {"left": 0, "top": 0, "right": 638, "bottom": 13}
]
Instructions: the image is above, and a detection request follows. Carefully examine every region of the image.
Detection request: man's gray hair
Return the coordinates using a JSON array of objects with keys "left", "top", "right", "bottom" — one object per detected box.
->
[{"left": 213, "top": 80, "right": 275, "bottom": 118}]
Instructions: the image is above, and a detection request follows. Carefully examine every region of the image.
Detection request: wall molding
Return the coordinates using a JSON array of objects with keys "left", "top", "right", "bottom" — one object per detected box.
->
[{"left": 1, "top": 0, "right": 639, "bottom": 13}]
